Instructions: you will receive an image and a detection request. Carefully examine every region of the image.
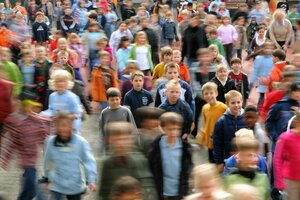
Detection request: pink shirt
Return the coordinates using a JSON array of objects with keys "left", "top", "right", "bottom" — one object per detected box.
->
[
  {"left": 274, "top": 130, "right": 300, "bottom": 190},
  {"left": 217, "top": 24, "right": 238, "bottom": 45}
]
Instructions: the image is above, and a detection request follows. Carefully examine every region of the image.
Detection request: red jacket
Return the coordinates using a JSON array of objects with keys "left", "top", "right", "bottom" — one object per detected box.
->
[
  {"left": 0, "top": 79, "right": 14, "bottom": 123},
  {"left": 261, "top": 90, "right": 286, "bottom": 123}
]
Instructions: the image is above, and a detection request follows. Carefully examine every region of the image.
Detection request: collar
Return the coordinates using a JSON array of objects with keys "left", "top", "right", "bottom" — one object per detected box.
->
[
  {"left": 231, "top": 169, "right": 256, "bottom": 180},
  {"left": 54, "top": 135, "right": 72, "bottom": 146}
]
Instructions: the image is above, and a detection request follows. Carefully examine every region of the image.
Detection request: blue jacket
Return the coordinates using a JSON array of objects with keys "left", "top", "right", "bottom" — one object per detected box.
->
[
  {"left": 213, "top": 109, "right": 247, "bottom": 164},
  {"left": 44, "top": 134, "right": 97, "bottom": 195},
  {"left": 265, "top": 96, "right": 299, "bottom": 145},
  {"left": 162, "top": 20, "right": 178, "bottom": 40},
  {"left": 124, "top": 88, "right": 153, "bottom": 115},
  {"left": 223, "top": 154, "right": 268, "bottom": 175},
  {"left": 159, "top": 99, "right": 193, "bottom": 135}
]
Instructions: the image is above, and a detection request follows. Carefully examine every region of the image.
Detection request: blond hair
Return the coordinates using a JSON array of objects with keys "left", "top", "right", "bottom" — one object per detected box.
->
[
  {"left": 166, "top": 79, "right": 181, "bottom": 90},
  {"left": 164, "top": 62, "right": 179, "bottom": 73},
  {"left": 130, "top": 70, "right": 144, "bottom": 80},
  {"left": 208, "top": 44, "right": 220, "bottom": 54},
  {"left": 134, "top": 31, "right": 148, "bottom": 45},
  {"left": 225, "top": 90, "right": 242, "bottom": 103},
  {"left": 216, "top": 64, "right": 228, "bottom": 73},
  {"left": 48, "top": 69, "right": 74, "bottom": 90},
  {"left": 57, "top": 50, "right": 69, "bottom": 58},
  {"left": 201, "top": 82, "right": 218, "bottom": 95},
  {"left": 229, "top": 184, "right": 260, "bottom": 200},
  {"left": 192, "top": 164, "right": 220, "bottom": 189},
  {"left": 273, "top": 8, "right": 286, "bottom": 21},
  {"left": 159, "top": 112, "right": 183, "bottom": 127}
]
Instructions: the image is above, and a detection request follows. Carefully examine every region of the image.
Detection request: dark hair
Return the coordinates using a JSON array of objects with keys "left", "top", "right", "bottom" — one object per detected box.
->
[
  {"left": 257, "top": 24, "right": 266, "bottom": 31},
  {"left": 296, "top": 19, "right": 300, "bottom": 26},
  {"left": 244, "top": 105, "right": 258, "bottom": 113},
  {"left": 134, "top": 106, "right": 165, "bottom": 123},
  {"left": 89, "top": 13, "right": 98, "bottom": 20},
  {"left": 56, "top": 110, "right": 76, "bottom": 123},
  {"left": 117, "top": 36, "right": 130, "bottom": 50},
  {"left": 106, "top": 87, "right": 121, "bottom": 99},
  {"left": 272, "top": 49, "right": 286, "bottom": 61},
  {"left": 230, "top": 57, "right": 242, "bottom": 66},
  {"left": 111, "top": 176, "right": 142, "bottom": 198},
  {"left": 105, "top": 122, "right": 133, "bottom": 136},
  {"left": 160, "top": 112, "right": 183, "bottom": 127}
]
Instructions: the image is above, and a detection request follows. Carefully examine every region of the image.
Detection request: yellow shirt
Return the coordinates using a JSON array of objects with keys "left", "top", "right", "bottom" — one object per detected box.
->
[
  {"left": 152, "top": 62, "right": 165, "bottom": 83},
  {"left": 198, "top": 101, "right": 227, "bottom": 149}
]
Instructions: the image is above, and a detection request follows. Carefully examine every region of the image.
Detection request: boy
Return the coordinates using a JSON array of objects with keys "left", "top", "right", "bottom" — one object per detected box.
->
[
  {"left": 99, "top": 122, "right": 157, "bottom": 200},
  {"left": 208, "top": 28, "right": 225, "bottom": 57},
  {"left": 124, "top": 70, "right": 153, "bottom": 119},
  {"left": 152, "top": 46, "right": 173, "bottom": 83},
  {"left": 122, "top": 0, "right": 136, "bottom": 20},
  {"left": 148, "top": 112, "right": 193, "bottom": 200},
  {"left": 229, "top": 57, "right": 249, "bottom": 103},
  {"left": 158, "top": 80, "right": 194, "bottom": 139},
  {"left": 248, "top": 1, "right": 265, "bottom": 25},
  {"left": 110, "top": 176, "right": 143, "bottom": 200},
  {"left": 233, "top": 17, "right": 247, "bottom": 60},
  {"left": 213, "top": 90, "right": 247, "bottom": 168},
  {"left": 198, "top": 82, "right": 227, "bottom": 163},
  {"left": 162, "top": 11, "right": 179, "bottom": 46},
  {"left": 43, "top": 111, "right": 97, "bottom": 199},
  {"left": 155, "top": 62, "right": 194, "bottom": 116},
  {"left": 60, "top": 7, "right": 78, "bottom": 36},
  {"left": 210, "top": 64, "right": 236, "bottom": 104},
  {"left": 172, "top": 50, "right": 190, "bottom": 84},
  {"left": 32, "top": 11, "right": 50, "bottom": 45},
  {"left": 91, "top": 51, "right": 118, "bottom": 110},
  {"left": 57, "top": 51, "right": 75, "bottom": 78}
]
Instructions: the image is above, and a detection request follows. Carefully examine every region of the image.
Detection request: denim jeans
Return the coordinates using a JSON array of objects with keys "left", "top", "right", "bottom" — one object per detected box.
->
[
  {"left": 17, "top": 168, "right": 36, "bottom": 200},
  {"left": 51, "top": 191, "right": 82, "bottom": 200}
]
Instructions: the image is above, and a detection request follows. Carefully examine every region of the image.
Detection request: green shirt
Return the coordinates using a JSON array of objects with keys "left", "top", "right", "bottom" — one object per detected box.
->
[{"left": 3, "top": 61, "right": 23, "bottom": 96}]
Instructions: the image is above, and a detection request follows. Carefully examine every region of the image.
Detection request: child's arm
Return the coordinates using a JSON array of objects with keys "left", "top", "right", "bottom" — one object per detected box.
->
[
  {"left": 265, "top": 104, "right": 280, "bottom": 142},
  {"left": 213, "top": 120, "right": 225, "bottom": 166},
  {"left": 154, "top": 87, "right": 162, "bottom": 107},
  {"left": 174, "top": 22, "right": 179, "bottom": 41},
  {"left": 273, "top": 134, "right": 286, "bottom": 190},
  {"left": 43, "top": 136, "right": 53, "bottom": 184}
]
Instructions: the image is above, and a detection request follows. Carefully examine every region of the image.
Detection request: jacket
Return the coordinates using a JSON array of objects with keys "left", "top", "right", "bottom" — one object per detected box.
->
[
  {"left": 266, "top": 61, "right": 286, "bottom": 92},
  {"left": 210, "top": 77, "right": 236, "bottom": 104},
  {"left": 128, "top": 44, "right": 154, "bottom": 71},
  {"left": 3, "top": 61, "right": 23, "bottom": 96},
  {"left": 213, "top": 109, "right": 247, "bottom": 164},
  {"left": 265, "top": 96, "right": 299, "bottom": 144},
  {"left": 229, "top": 72, "right": 249, "bottom": 103},
  {"left": 32, "top": 22, "right": 50, "bottom": 42},
  {"left": 60, "top": 15, "right": 78, "bottom": 34},
  {"left": 44, "top": 134, "right": 97, "bottom": 195},
  {"left": 0, "top": 79, "right": 14, "bottom": 123},
  {"left": 148, "top": 135, "right": 193, "bottom": 200},
  {"left": 261, "top": 90, "right": 286, "bottom": 123},
  {"left": 217, "top": 24, "right": 238, "bottom": 45},
  {"left": 141, "top": 27, "right": 159, "bottom": 51},
  {"left": 162, "top": 20, "right": 178, "bottom": 40}
]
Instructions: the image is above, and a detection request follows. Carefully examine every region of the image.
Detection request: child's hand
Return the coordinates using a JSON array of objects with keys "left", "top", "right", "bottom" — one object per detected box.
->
[
  {"left": 217, "top": 163, "right": 224, "bottom": 173},
  {"left": 182, "top": 133, "right": 188, "bottom": 140},
  {"left": 88, "top": 183, "right": 97, "bottom": 192}
]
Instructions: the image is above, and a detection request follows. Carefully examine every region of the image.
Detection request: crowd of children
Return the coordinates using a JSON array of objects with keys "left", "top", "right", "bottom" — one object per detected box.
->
[{"left": 0, "top": 0, "right": 300, "bottom": 199}]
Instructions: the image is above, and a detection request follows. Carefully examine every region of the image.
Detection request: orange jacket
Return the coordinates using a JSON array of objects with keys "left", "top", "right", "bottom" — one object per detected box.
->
[
  {"left": 0, "top": 29, "right": 14, "bottom": 47},
  {"left": 179, "top": 63, "right": 190, "bottom": 84},
  {"left": 91, "top": 66, "right": 118, "bottom": 102},
  {"left": 268, "top": 61, "right": 286, "bottom": 92}
]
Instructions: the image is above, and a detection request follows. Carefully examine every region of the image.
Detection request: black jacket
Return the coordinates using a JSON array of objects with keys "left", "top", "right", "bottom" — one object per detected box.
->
[
  {"left": 210, "top": 77, "right": 237, "bottom": 104},
  {"left": 148, "top": 135, "right": 193, "bottom": 200},
  {"left": 32, "top": 22, "right": 49, "bottom": 42}
]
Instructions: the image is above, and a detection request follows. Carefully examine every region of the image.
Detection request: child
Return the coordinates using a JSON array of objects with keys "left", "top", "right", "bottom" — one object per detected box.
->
[
  {"left": 208, "top": 28, "right": 225, "bottom": 57},
  {"left": 198, "top": 82, "right": 227, "bottom": 163},
  {"left": 162, "top": 11, "right": 179, "bottom": 46},
  {"left": 248, "top": 1, "right": 265, "bottom": 25},
  {"left": 122, "top": 0, "right": 136, "bottom": 20},
  {"left": 152, "top": 46, "right": 173, "bottom": 83},
  {"left": 155, "top": 62, "right": 194, "bottom": 116},
  {"left": 217, "top": 16, "right": 238, "bottom": 64},
  {"left": 128, "top": 31, "right": 153, "bottom": 76},
  {"left": 73, "top": 0, "right": 88, "bottom": 34},
  {"left": 172, "top": 50, "right": 190, "bottom": 84},
  {"left": 148, "top": 112, "right": 193, "bottom": 200},
  {"left": 51, "top": 37, "right": 78, "bottom": 67},
  {"left": 158, "top": 80, "right": 194, "bottom": 139},
  {"left": 184, "top": 164, "right": 232, "bottom": 200},
  {"left": 32, "top": 11, "right": 50, "bottom": 45},
  {"left": 91, "top": 50, "right": 118, "bottom": 110},
  {"left": 223, "top": 137, "right": 270, "bottom": 200},
  {"left": 57, "top": 51, "right": 75, "bottom": 78},
  {"left": 124, "top": 70, "right": 153, "bottom": 119},
  {"left": 111, "top": 176, "right": 143, "bottom": 200},
  {"left": 229, "top": 57, "right": 249, "bottom": 103},
  {"left": 116, "top": 36, "right": 131, "bottom": 76},
  {"left": 59, "top": 7, "right": 78, "bottom": 36},
  {"left": 96, "top": 6, "right": 107, "bottom": 29},
  {"left": 68, "top": 33, "right": 86, "bottom": 75},
  {"left": 0, "top": 91, "right": 50, "bottom": 200},
  {"left": 178, "top": 10, "right": 190, "bottom": 38},
  {"left": 208, "top": 44, "right": 228, "bottom": 70},
  {"left": 99, "top": 122, "right": 157, "bottom": 200},
  {"left": 104, "top": 4, "right": 118, "bottom": 38},
  {"left": 213, "top": 90, "right": 247, "bottom": 167},
  {"left": 149, "top": 14, "right": 162, "bottom": 45},
  {"left": 53, "top": 0, "right": 63, "bottom": 30},
  {"left": 43, "top": 111, "right": 97, "bottom": 199},
  {"left": 233, "top": 17, "right": 247, "bottom": 60},
  {"left": 210, "top": 64, "right": 236, "bottom": 104},
  {"left": 274, "top": 110, "right": 300, "bottom": 199},
  {"left": 246, "top": 17, "right": 258, "bottom": 55},
  {"left": 19, "top": 52, "right": 36, "bottom": 93}
]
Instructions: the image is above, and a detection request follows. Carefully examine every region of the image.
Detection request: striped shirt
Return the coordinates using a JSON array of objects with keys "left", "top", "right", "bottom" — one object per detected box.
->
[{"left": 0, "top": 111, "right": 51, "bottom": 168}]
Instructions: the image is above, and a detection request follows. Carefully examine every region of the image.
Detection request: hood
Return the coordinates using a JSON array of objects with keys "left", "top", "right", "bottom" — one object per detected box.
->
[{"left": 224, "top": 108, "right": 244, "bottom": 119}]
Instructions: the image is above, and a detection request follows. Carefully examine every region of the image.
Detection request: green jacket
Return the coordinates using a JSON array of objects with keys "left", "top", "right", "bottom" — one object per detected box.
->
[
  {"left": 128, "top": 44, "right": 154, "bottom": 71},
  {"left": 208, "top": 38, "right": 226, "bottom": 57},
  {"left": 223, "top": 172, "right": 270, "bottom": 200},
  {"left": 98, "top": 151, "right": 158, "bottom": 200},
  {"left": 3, "top": 61, "right": 23, "bottom": 96}
]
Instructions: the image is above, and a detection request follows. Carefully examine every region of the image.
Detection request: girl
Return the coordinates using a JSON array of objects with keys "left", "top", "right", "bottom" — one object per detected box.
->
[
  {"left": 116, "top": 36, "right": 131, "bottom": 76},
  {"left": 208, "top": 44, "right": 228, "bottom": 70},
  {"left": 43, "top": 70, "right": 82, "bottom": 135},
  {"left": 247, "top": 25, "right": 268, "bottom": 60},
  {"left": 218, "top": 2, "right": 230, "bottom": 17},
  {"left": 233, "top": 17, "right": 247, "bottom": 60},
  {"left": 128, "top": 31, "right": 153, "bottom": 76},
  {"left": 184, "top": 164, "right": 232, "bottom": 200},
  {"left": 104, "top": 4, "right": 118, "bottom": 38},
  {"left": 73, "top": 0, "right": 88, "bottom": 35},
  {"left": 217, "top": 16, "right": 238, "bottom": 64},
  {"left": 274, "top": 110, "right": 300, "bottom": 200}
]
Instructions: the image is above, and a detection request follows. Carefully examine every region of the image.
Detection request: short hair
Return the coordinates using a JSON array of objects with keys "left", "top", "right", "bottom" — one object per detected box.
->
[
  {"left": 257, "top": 24, "right": 266, "bottom": 31},
  {"left": 105, "top": 122, "right": 133, "bottom": 136},
  {"left": 89, "top": 12, "right": 98, "bottom": 19},
  {"left": 130, "top": 70, "right": 144, "bottom": 80},
  {"left": 229, "top": 184, "right": 259, "bottom": 200},
  {"left": 164, "top": 62, "right": 179, "bottom": 73},
  {"left": 244, "top": 105, "right": 258, "bottom": 113},
  {"left": 111, "top": 176, "right": 142, "bottom": 198},
  {"left": 99, "top": 50, "right": 110, "bottom": 59},
  {"left": 134, "top": 106, "right": 165, "bottom": 122},
  {"left": 166, "top": 79, "right": 181, "bottom": 90},
  {"left": 272, "top": 49, "right": 286, "bottom": 61},
  {"left": 236, "top": 137, "right": 260, "bottom": 151},
  {"left": 106, "top": 87, "right": 121, "bottom": 99},
  {"left": 56, "top": 110, "right": 76, "bottom": 123},
  {"left": 160, "top": 46, "right": 173, "bottom": 58},
  {"left": 57, "top": 50, "right": 69, "bottom": 58},
  {"left": 192, "top": 164, "right": 220, "bottom": 189},
  {"left": 225, "top": 90, "right": 243, "bottom": 103},
  {"left": 230, "top": 57, "right": 242, "bottom": 66},
  {"left": 235, "top": 128, "right": 255, "bottom": 139},
  {"left": 48, "top": 70, "right": 74, "bottom": 90},
  {"left": 283, "top": 65, "right": 298, "bottom": 79},
  {"left": 216, "top": 64, "right": 228, "bottom": 73},
  {"left": 201, "top": 82, "right": 218, "bottom": 94},
  {"left": 166, "top": 11, "right": 172, "bottom": 16},
  {"left": 197, "top": 48, "right": 211, "bottom": 56},
  {"left": 159, "top": 112, "right": 183, "bottom": 127},
  {"left": 209, "top": 28, "right": 217, "bottom": 35}
]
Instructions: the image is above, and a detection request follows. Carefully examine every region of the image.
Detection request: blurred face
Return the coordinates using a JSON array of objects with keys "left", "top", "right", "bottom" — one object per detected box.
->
[
  {"left": 106, "top": 5, "right": 112, "bottom": 11},
  {"left": 165, "top": 68, "right": 179, "bottom": 80},
  {"left": 290, "top": 90, "right": 300, "bottom": 101},
  {"left": 108, "top": 96, "right": 121, "bottom": 109},
  {"left": 237, "top": 19, "right": 245, "bottom": 26},
  {"left": 140, "top": 19, "right": 148, "bottom": 28},
  {"left": 292, "top": 57, "right": 300, "bottom": 67},
  {"left": 219, "top": 3, "right": 226, "bottom": 10},
  {"left": 197, "top": 180, "right": 217, "bottom": 199},
  {"left": 36, "top": 14, "right": 44, "bottom": 21},
  {"left": 54, "top": 79, "right": 68, "bottom": 93},
  {"left": 231, "top": 62, "right": 242, "bottom": 72},
  {"left": 190, "top": 16, "right": 200, "bottom": 27},
  {"left": 137, "top": 34, "right": 146, "bottom": 44},
  {"left": 59, "top": 55, "right": 68, "bottom": 64},
  {"left": 257, "top": 28, "right": 265, "bottom": 37},
  {"left": 22, "top": 55, "right": 33, "bottom": 64},
  {"left": 209, "top": 33, "right": 217, "bottom": 40},
  {"left": 243, "top": 111, "right": 258, "bottom": 129},
  {"left": 172, "top": 52, "right": 181, "bottom": 64},
  {"left": 238, "top": 149, "right": 259, "bottom": 170},
  {"left": 255, "top": 3, "right": 261, "bottom": 10},
  {"left": 65, "top": 8, "right": 72, "bottom": 15},
  {"left": 132, "top": 76, "right": 144, "bottom": 91},
  {"left": 119, "top": 23, "right": 127, "bottom": 32},
  {"left": 166, "top": 14, "right": 172, "bottom": 20},
  {"left": 58, "top": 40, "right": 67, "bottom": 50},
  {"left": 203, "top": 89, "right": 217, "bottom": 105},
  {"left": 162, "top": 124, "right": 181, "bottom": 139},
  {"left": 165, "top": 85, "right": 181, "bottom": 104},
  {"left": 100, "top": 55, "right": 110, "bottom": 65},
  {"left": 0, "top": 51, "right": 10, "bottom": 61},
  {"left": 216, "top": 69, "right": 228, "bottom": 81},
  {"left": 35, "top": 47, "right": 46, "bottom": 59},
  {"left": 56, "top": 119, "right": 73, "bottom": 141},
  {"left": 223, "top": 18, "right": 230, "bottom": 25},
  {"left": 227, "top": 97, "right": 242, "bottom": 116},
  {"left": 198, "top": 53, "right": 213, "bottom": 65},
  {"left": 150, "top": 15, "right": 158, "bottom": 23},
  {"left": 110, "top": 134, "right": 133, "bottom": 154},
  {"left": 163, "top": 54, "right": 173, "bottom": 63},
  {"left": 197, "top": 5, "right": 204, "bottom": 13}
]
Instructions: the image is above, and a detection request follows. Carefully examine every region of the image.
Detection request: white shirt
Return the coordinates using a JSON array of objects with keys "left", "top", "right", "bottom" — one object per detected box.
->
[{"left": 136, "top": 45, "right": 150, "bottom": 70}]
